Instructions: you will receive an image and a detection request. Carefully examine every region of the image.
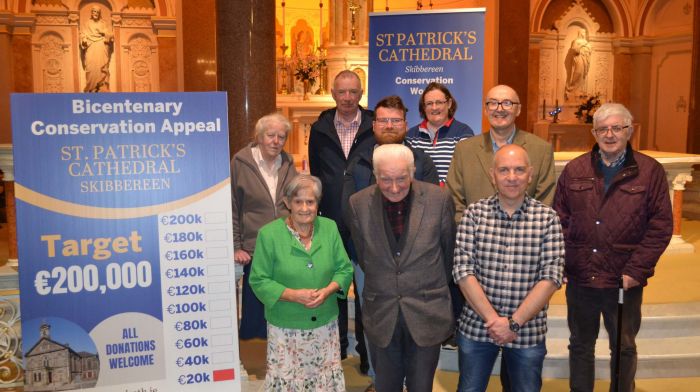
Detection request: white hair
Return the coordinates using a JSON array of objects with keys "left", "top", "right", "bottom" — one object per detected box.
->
[{"left": 372, "top": 144, "right": 415, "bottom": 179}]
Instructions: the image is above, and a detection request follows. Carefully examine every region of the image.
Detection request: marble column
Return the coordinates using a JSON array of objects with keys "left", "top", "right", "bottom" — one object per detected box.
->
[
  {"left": 497, "top": 0, "right": 530, "bottom": 131},
  {"left": 0, "top": 14, "right": 12, "bottom": 143},
  {"left": 182, "top": 0, "right": 217, "bottom": 92},
  {"left": 153, "top": 18, "right": 177, "bottom": 91},
  {"left": 527, "top": 34, "right": 543, "bottom": 133},
  {"left": 0, "top": 145, "right": 16, "bottom": 268},
  {"left": 216, "top": 0, "right": 276, "bottom": 156},
  {"left": 687, "top": 0, "right": 700, "bottom": 153},
  {"left": 668, "top": 173, "right": 695, "bottom": 253},
  {"left": 4, "top": 181, "right": 16, "bottom": 267},
  {"left": 612, "top": 44, "right": 632, "bottom": 106},
  {"left": 627, "top": 42, "right": 652, "bottom": 149}
]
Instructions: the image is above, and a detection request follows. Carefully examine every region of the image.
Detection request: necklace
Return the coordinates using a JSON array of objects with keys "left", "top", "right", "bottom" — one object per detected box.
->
[{"left": 286, "top": 216, "right": 314, "bottom": 247}]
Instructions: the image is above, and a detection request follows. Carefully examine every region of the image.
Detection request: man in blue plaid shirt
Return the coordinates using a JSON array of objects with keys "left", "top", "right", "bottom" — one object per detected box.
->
[{"left": 453, "top": 144, "right": 565, "bottom": 392}]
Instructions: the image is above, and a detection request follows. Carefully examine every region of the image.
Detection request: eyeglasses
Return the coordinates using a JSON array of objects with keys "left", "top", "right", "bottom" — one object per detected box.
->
[
  {"left": 424, "top": 100, "right": 448, "bottom": 108},
  {"left": 375, "top": 118, "right": 405, "bottom": 126},
  {"left": 592, "top": 125, "right": 631, "bottom": 136},
  {"left": 485, "top": 100, "right": 519, "bottom": 110}
]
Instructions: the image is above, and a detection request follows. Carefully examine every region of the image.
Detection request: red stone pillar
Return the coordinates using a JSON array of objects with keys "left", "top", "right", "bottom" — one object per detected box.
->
[
  {"left": 216, "top": 0, "right": 276, "bottom": 156},
  {"left": 686, "top": 0, "right": 700, "bottom": 153},
  {"left": 498, "top": 0, "right": 530, "bottom": 131},
  {"left": 4, "top": 181, "right": 17, "bottom": 267}
]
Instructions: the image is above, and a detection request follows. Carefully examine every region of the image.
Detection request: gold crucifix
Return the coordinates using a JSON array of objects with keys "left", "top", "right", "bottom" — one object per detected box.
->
[{"left": 348, "top": 0, "right": 361, "bottom": 45}]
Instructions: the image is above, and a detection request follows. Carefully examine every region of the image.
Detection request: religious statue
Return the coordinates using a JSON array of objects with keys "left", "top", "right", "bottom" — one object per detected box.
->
[
  {"left": 293, "top": 30, "right": 314, "bottom": 58},
  {"left": 80, "top": 6, "right": 114, "bottom": 92},
  {"left": 564, "top": 28, "right": 592, "bottom": 101}
]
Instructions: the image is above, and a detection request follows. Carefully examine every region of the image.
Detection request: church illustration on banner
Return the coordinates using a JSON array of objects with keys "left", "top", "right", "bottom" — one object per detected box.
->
[{"left": 23, "top": 321, "right": 99, "bottom": 391}]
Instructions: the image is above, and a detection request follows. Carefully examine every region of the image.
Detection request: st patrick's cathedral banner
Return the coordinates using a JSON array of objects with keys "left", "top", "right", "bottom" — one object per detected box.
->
[{"left": 369, "top": 8, "right": 486, "bottom": 132}]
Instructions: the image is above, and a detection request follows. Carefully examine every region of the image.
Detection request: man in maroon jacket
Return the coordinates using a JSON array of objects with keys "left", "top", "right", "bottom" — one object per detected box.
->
[{"left": 553, "top": 102, "right": 672, "bottom": 392}]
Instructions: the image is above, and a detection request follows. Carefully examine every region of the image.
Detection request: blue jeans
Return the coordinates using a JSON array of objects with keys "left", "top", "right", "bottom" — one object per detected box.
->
[{"left": 457, "top": 332, "right": 546, "bottom": 392}]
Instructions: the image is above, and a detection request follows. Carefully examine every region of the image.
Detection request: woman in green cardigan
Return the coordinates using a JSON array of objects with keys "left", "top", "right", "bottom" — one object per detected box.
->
[{"left": 250, "top": 174, "right": 354, "bottom": 391}]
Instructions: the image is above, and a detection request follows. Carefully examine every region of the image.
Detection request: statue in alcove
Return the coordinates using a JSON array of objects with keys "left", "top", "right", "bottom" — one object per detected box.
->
[
  {"left": 564, "top": 28, "right": 592, "bottom": 100},
  {"left": 293, "top": 29, "right": 315, "bottom": 58},
  {"left": 80, "top": 6, "right": 114, "bottom": 92}
]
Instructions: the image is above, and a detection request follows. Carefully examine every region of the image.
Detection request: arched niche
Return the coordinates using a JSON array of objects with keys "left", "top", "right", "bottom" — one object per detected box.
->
[
  {"left": 533, "top": 0, "right": 616, "bottom": 122},
  {"left": 638, "top": 0, "right": 693, "bottom": 153},
  {"left": 532, "top": 0, "right": 632, "bottom": 38}
]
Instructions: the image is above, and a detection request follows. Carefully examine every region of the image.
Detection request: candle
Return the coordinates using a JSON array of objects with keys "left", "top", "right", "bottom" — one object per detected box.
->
[
  {"left": 543, "top": 99, "right": 546, "bottom": 119},
  {"left": 282, "top": 2, "right": 286, "bottom": 46},
  {"left": 319, "top": 1, "right": 323, "bottom": 48}
]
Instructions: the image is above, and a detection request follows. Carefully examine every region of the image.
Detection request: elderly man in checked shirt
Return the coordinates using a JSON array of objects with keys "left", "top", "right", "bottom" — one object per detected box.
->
[{"left": 453, "top": 144, "right": 564, "bottom": 392}]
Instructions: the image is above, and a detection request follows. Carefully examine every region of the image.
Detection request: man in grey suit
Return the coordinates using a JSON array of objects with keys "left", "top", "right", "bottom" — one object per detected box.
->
[{"left": 347, "top": 144, "right": 456, "bottom": 392}]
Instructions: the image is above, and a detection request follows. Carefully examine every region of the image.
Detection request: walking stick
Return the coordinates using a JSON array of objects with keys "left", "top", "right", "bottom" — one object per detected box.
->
[{"left": 612, "top": 276, "right": 624, "bottom": 392}]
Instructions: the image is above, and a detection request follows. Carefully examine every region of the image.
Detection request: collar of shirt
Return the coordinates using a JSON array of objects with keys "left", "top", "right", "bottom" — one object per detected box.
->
[
  {"left": 418, "top": 118, "right": 454, "bottom": 142},
  {"left": 491, "top": 194, "right": 530, "bottom": 219},
  {"left": 491, "top": 129, "right": 516, "bottom": 152},
  {"left": 334, "top": 108, "right": 361, "bottom": 129},
  {"left": 598, "top": 148, "right": 627, "bottom": 168},
  {"left": 251, "top": 145, "right": 282, "bottom": 175}
]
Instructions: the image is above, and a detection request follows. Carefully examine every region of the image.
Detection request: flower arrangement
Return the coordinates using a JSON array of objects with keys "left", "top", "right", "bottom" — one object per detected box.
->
[
  {"left": 289, "top": 53, "right": 325, "bottom": 85},
  {"left": 574, "top": 94, "right": 601, "bottom": 124}
]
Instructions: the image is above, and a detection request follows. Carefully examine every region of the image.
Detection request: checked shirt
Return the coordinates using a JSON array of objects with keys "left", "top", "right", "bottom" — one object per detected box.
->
[{"left": 453, "top": 195, "right": 564, "bottom": 348}]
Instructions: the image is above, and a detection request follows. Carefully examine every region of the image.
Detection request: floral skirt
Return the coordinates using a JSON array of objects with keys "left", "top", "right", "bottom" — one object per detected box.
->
[{"left": 264, "top": 319, "right": 345, "bottom": 392}]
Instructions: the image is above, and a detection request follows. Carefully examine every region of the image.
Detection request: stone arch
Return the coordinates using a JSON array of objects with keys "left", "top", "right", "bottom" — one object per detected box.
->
[
  {"left": 532, "top": 0, "right": 633, "bottom": 37},
  {"left": 638, "top": 0, "right": 694, "bottom": 36},
  {"left": 68, "top": 0, "right": 117, "bottom": 12},
  {"left": 64, "top": 0, "right": 170, "bottom": 15}
]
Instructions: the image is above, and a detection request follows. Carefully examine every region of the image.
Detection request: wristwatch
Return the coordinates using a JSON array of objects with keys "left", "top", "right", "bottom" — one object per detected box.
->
[{"left": 508, "top": 316, "right": 520, "bottom": 333}]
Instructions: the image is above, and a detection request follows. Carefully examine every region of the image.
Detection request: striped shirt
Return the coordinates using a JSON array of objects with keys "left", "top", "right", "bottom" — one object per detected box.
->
[
  {"left": 405, "top": 118, "right": 474, "bottom": 182},
  {"left": 453, "top": 195, "right": 564, "bottom": 348}
]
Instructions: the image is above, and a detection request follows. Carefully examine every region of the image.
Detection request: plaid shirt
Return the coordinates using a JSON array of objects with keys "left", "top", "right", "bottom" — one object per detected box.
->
[
  {"left": 334, "top": 109, "right": 361, "bottom": 158},
  {"left": 383, "top": 194, "right": 410, "bottom": 241},
  {"left": 453, "top": 195, "right": 564, "bottom": 348}
]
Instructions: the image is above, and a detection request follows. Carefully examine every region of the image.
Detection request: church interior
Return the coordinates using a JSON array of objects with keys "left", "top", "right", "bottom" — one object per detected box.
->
[{"left": 0, "top": 0, "right": 699, "bottom": 390}]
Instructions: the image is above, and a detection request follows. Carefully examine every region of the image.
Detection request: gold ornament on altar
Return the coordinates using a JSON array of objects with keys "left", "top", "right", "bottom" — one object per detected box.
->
[
  {"left": 349, "top": 0, "right": 360, "bottom": 45},
  {"left": 279, "top": 43, "right": 289, "bottom": 94}
]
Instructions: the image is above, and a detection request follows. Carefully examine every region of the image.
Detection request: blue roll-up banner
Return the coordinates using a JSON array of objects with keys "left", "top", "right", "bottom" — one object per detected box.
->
[
  {"left": 11, "top": 92, "right": 241, "bottom": 391},
  {"left": 369, "top": 8, "right": 486, "bottom": 132}
]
